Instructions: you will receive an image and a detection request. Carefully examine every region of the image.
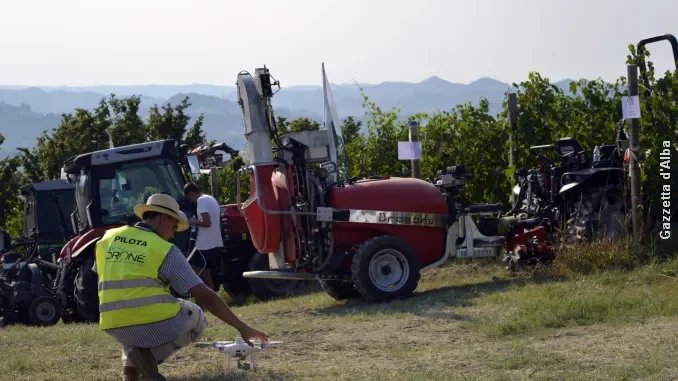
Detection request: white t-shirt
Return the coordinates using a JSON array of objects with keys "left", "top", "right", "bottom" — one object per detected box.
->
[{"left": 195, "top": 194, "right": 224, "bottom": 250}]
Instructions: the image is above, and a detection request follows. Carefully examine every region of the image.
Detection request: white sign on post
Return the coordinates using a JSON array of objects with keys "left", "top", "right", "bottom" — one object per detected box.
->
[
  {"left": 398, "top": 141, "right": 422, "bottom": 160},
  {"left": 622, "top": 95, "right": 641, "bottom": 119}
]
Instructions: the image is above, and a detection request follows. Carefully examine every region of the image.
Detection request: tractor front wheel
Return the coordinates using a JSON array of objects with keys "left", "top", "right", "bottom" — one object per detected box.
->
[
  {"left": 351, "top": 236, "right": 420, "bottom": 302},
  {"left": 25, "top": 296, "right": 61, "bottom": 326}
]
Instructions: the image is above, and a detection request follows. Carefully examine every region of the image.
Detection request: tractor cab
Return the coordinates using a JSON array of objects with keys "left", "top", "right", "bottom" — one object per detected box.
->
[
  {"left": 557, "top": 137, "right": 584, "bottom": 158},
  {"left": 62, "top": 140, "right": 192, "bottom": 240},
  {"left": 557, "top": 137, "right": 590, "bottom": 171},
  {"left": 20, "top": 180, "right": 75, "bottom": 243}
]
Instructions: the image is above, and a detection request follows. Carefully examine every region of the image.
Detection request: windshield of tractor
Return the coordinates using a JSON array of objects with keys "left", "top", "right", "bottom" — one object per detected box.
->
[{"left": 98, "top": 158, "right": 184, "bottom": 225}]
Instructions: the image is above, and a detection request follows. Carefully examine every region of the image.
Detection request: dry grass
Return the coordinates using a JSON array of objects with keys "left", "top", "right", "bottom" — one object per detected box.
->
[
  {"left": 3, "top": 250, "right": 678, "bottom": 381},
  {"left": 552, "top": 237, "right": 649, "bottom": 274}
]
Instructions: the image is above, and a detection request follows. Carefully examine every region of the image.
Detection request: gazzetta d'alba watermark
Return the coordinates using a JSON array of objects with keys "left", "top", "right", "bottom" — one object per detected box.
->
[{"left": 659, "top": 140, "right": 672, "bottom": 240}]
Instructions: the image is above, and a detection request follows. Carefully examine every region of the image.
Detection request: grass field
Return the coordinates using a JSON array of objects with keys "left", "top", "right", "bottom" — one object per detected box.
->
[{"left": 3, "top": 249, "right": 678, "bottom": 381}]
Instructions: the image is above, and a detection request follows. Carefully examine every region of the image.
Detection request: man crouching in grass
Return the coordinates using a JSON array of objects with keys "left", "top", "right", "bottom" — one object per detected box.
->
[{"left": 94, "top": 194, "right": 268, "bottom": 381}]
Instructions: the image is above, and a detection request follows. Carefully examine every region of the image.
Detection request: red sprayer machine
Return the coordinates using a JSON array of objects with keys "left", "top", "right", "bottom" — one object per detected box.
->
[{"left": 236, "top": 66, "right": 550, "bottom": 302}]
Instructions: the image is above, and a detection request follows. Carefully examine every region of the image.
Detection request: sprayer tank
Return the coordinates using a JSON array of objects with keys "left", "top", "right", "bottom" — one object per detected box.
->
[{"left": 328, "top": 177, "right": 449, "bottom": 268}]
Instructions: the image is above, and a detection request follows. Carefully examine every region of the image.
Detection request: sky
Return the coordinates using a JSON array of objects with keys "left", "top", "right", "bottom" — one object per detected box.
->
[{"left": 0, "top": 0, "right": 676, "bottom": 87}]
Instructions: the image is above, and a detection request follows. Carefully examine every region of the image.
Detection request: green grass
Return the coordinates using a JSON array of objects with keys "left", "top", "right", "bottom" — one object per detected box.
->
[
  {"left": 3, "top": 253, "right": 678, "bottom": 380},
  {"left": 480, "top": 264, "right": 678, "bottom": 336}
]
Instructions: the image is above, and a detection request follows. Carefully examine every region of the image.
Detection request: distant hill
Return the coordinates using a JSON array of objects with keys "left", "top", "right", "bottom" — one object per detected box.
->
[
  {"left": 0, "top": 102, "right": 62, "bottom": 158},
  {"left": 0, "top": 76, "right": 575, "bottom": 157},
  {"left": 0, "top": 87, "right": 165, "bottom": 115}
]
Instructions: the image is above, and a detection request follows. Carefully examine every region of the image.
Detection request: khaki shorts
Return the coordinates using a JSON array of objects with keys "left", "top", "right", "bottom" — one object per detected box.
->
[{"left": 121, "top": 299, "right": 208, "bottom": 367}]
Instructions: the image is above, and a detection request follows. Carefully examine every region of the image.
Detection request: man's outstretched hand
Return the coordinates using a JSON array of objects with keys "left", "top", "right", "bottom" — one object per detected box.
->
[
  {"left": 238, "top": 325, "right": 269, "bottom": 346},
  {"left": 189, "top": 283, "right": 270, "bottom": 347}
]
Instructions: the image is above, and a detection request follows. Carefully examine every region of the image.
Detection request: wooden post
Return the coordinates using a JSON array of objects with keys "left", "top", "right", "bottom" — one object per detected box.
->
[
  {"left": 408, "top": 120, "right": 421, "bottom": 179},
  {"left": 508, "top": 93, "right": 518, "bottom": 203},
  {"left": 627, "top": 64, "right": 642, "bottom": 242}
]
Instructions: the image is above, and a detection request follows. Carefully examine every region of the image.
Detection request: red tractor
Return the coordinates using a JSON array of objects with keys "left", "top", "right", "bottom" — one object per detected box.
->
[
  {"left": 234, "top": 66, "right": 552, "bottom": 302},
  {"left": 54, "top": 139, "right": 304, "bottom": 323}
]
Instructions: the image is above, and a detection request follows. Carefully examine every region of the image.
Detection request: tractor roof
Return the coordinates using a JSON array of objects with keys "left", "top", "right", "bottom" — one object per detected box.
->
[
  {"left": 63, "top": 139, "right": 182, "bottom": 174},
  {"left": 20, "top": 179, "right": 75, "bottom": 196}
]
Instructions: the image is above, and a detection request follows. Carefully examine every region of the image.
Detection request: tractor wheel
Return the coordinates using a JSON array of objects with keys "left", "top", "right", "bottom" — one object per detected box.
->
[
  {"left": 319, "top": 280, "right": 361, "bottom": 301},
  {"left": 25, "top": 296, "right": 61, "bottom": 326},
  {"left": 565, "top": 184, "right": 626, "bottom": 244},
  {"left": 74, "top": 255, "right": 100, "bottom": 323},
  {"left": 596, "top": 190, "right": 626, "bottom": 241},
  {"left": 247, "top": 253, "right": 306, "bottom": 301},
  {"left": 350, "top": 236, "right": 420, "bottom": 302}
]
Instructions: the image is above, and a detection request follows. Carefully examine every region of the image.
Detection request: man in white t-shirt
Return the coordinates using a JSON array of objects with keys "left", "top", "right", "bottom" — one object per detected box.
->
[{"left": 183, "top": 182, "right": 224, "bottom": 291}]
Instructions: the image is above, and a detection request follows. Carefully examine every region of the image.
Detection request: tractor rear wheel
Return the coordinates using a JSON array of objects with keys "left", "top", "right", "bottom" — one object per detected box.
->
[
  {"left": 351, "top": 236, "right": 420, "bottom": 302},
  {"left": 565, "top": 184, "right": 627, "bottom": 244},
  {"left": 74, "top": 255, "right": 100, "bottom": 323}
]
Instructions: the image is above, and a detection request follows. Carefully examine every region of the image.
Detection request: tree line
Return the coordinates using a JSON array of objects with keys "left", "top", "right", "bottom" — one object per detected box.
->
[
  {"left": 0, "top": 43, "right": 675, "bottom": 240},
  {"left": 0, "top": 95, "right": 207, "bottom": 236},
  {"left": 337, "top": 44, "right": 675, "bottom": 233}
]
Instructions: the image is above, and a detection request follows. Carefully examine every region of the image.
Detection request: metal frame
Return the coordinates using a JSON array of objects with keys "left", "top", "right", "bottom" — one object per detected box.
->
[{"left": 637, "top": 33, "right": 678, "bottom": 101}]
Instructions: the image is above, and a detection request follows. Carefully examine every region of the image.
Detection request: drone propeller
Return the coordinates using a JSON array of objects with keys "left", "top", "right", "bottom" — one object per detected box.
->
[
  {"left": 194, "top": 340, "right": 235, "bottom": 348},
  {"left": 194, "top": 339, "right": 282, "bottom": 349}
]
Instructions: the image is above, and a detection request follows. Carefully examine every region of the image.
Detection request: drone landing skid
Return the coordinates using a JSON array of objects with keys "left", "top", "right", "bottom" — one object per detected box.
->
[{"left": 224, "top": 353, "right": 258, "bottom": 372}]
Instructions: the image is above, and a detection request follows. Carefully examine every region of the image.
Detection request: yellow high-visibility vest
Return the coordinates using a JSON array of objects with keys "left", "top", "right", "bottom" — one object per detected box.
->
[{"left": 95, "top": 225, "right": 181, "bottom": 330}]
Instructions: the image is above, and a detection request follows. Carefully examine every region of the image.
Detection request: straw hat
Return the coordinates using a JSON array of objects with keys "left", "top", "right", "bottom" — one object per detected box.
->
[{"left": 133, "top": 194, "right": 189, "bottom": 232}]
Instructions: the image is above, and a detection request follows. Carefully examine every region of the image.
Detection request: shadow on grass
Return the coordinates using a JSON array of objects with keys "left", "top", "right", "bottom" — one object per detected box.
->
[
  {"left": 314, "top": 273, "right": 567, "bottom": 322},
  {"left": 172, "top": 370, "right": 294, "bottom": 381}
]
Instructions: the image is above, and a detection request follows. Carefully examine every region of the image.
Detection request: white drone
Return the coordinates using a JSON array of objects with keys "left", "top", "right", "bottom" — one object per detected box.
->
[{"left": 195, "top": 337, "right": 281, "bottom": 371}]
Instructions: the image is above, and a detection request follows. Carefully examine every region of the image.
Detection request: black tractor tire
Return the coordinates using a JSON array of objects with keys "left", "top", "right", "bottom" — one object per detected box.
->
[
  {"left": 25, "top": 296, "right": 61, "bottom": 326},
  {"left": 319, "top": 280, "right": 361, "bottom": 301},
  {"left": 565, "top": 184, "right": 627, "bottom": 244},
  {"left": 350, "top": 235, "right": 421, "bottom": 302},
  {"left": 247, "top": 253, "right": 306, "bottom": 301},
  {"left": 74, "top": 255, "right": 100, "bottom": 323},
  {"left": 221, "top": 261, "right": 251, "bottom": 299}
]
